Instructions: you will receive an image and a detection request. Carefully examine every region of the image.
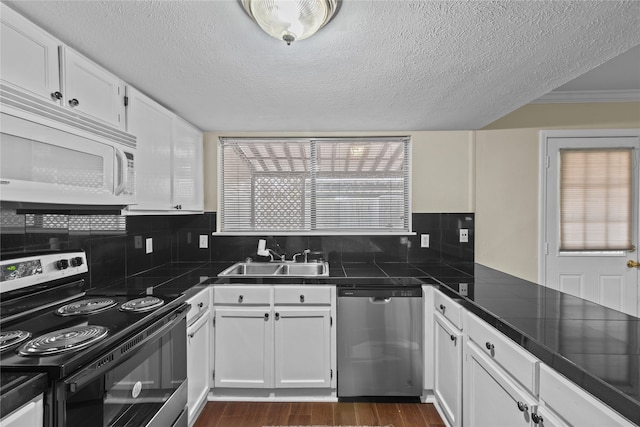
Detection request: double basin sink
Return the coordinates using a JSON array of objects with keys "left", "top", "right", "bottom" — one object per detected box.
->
[{"left": 218, "top": 261, "right": 329, "bottom": 277}]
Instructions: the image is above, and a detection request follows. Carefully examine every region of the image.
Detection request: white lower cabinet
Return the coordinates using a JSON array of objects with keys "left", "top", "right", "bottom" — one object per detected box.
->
[
  {"left": 434, "top": 310, "right": 463, "bottom": 427},
  {"left": 212, "top": 285, "right": 335, "bottom": 392},
  {"left": 0, "top": 394, "right": 43, "bottom": 427},
  {"left": 186, "top": 288, "right": 210, "bottom": 425},
  {"left": 463, "top": 340, "right": 537, "bottom": 427},
  {"left": 214, "top": 306, "right": 273, "bottom": 388},
  {"left": 274, "top": 307, "right": 332, "bottom": 388}
]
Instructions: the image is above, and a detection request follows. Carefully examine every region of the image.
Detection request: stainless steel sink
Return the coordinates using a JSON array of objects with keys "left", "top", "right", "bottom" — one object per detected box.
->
[{"left": 217, "top": 261, "right": 329, "bottom": 277}]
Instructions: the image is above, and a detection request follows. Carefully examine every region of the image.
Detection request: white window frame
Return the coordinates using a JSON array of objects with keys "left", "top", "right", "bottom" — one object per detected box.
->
[{"left": 216, "top": 136, "right": 412, "bottom": 235}]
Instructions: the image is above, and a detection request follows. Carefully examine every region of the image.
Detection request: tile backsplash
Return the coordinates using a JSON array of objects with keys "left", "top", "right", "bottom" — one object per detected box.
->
[{"left": 0, "top": 209, "right": 473, "bottom": 288}]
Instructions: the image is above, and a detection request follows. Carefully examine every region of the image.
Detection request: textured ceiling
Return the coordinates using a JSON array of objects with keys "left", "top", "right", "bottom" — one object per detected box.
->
[{"left": 3, "top": 0, "right": 640, "bottom": 132}]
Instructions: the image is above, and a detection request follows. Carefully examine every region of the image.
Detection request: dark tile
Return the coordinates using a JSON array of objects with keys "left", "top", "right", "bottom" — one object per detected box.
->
[
  {"left": 151, "top": 231, "right": 173, "bottom": 266},
  {"left": 340, "top": 236, "right": 375, "bottom": 262},
  {"left": 176, "top": 229, "right": 211, "bottom": 262},
  {"left": 440, "top": 213, "right": 474, "bottom": 262},
  {"left": 126, "top": 233, "right": 153, "bottom": 276},
  {"left": 371, "top": 236, "right": 408, "bottom": 262},
  {"left": 89, "top": 235, "right": 126, "bottom": 289},
  {"left": 170, "top": 213, "right": 211, "bottom": 231},
  {"left": 409, "top": 213, "right": 441, "bottom": 262},
  {"left": 211, "top": 235, "right": 251, "bottom": 262}
]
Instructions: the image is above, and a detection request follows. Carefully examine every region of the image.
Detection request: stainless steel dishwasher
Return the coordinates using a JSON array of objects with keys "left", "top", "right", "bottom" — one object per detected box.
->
[{"left": 337, "top": 284, "right": 423, "bottom": 398}]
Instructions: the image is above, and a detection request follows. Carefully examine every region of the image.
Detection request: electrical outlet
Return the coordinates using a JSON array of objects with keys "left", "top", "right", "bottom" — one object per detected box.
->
[
  {"left": 145, "top": 238, "right": 153, "bottom": 254},
  {"left": 459, "top": 229, "right": 469, "bottom": 243},
  {"left": 199, "top": 235, "right": 208, "bottom": 249},
  {"left": 421, "top": 234, "right": 430, "bottom": 248},
  {"left": 459, "top": 283, "right": 468, "bottom": 296}
]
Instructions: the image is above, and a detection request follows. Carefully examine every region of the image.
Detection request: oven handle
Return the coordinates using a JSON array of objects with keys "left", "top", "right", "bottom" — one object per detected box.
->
[{"left": 64, "top": 303, "right": 189, "bottom": 393}]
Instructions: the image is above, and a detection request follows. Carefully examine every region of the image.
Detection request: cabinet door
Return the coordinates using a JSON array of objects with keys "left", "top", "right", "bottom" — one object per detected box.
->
[
  {"left": 172, "top": 117, "right": 203, "bottom": 211},
  {"left": 0, "top": 4, "right": 61, "bottom": 104},
  {"left": 464, "top": 340, "right": 535, "bottom": 427},
  {"left": 0, "top": 393, "right": 43, "bottom": 427},
  {"left": 213, "top": 307, "right": 273, "bottom": 388},
  {"left": 434, "top": 311, "right": 463, "bottom": 427},
  {"left": 61, "top": 47, "right": 125, "bottom": 128},
  {"left": 187, "top": 311, "right": 210, "bottom": 424},
  {"left": 273, "top": 307, "right": 331, "bottom": 388},
  {"left": 125, "top": 87, "right": 173, "bottom": 211}
]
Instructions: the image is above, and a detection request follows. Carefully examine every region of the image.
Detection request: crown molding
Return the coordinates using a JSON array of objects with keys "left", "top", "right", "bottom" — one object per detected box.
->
[{"left": 532, "top": 89, "right": 640, "bottom": 104}]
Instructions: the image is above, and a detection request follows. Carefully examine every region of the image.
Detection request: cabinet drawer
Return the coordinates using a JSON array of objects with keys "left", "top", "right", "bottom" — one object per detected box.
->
[
  {"left": 434, "top": 289, "right": 463, "bottom": 329},
  {"left": 274, "top": 286, "right": 331, "bottom": 305},
  {"left": 213, "top": 286, "right": 272, "bottom": 305},
  {"left": 466, "top": 312, "right": 539, "bottom": 394},
  {"left": 538, "top": 364, "right": 634, "bottom": 427},
  {"left": 186, "top": 287, "right": 210, "bottom": 324}
]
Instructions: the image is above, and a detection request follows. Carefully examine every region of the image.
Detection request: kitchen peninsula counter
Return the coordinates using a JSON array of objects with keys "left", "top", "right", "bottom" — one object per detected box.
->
[{"left": 3, "top": 260, "right": 636, "bottom": 424}]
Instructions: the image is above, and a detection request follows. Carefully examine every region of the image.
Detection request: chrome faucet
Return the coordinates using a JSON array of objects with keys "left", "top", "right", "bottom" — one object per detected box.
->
[{"left": 293, "top": 249, "right": 311, "bottom": 263}]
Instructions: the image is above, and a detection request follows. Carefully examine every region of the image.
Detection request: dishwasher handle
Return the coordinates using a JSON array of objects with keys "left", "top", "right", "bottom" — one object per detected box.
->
[{"left": 369, "top": 297, "right": 392, "bottom": 304}]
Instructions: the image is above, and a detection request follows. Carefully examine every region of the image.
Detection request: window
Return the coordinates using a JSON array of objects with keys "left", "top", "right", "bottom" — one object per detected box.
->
[
  {"left": 559, "top": 148, "right": 633, "bottom": 251},
  {"left": 220, "top": 137, "right": 410, "bottom": 233}
]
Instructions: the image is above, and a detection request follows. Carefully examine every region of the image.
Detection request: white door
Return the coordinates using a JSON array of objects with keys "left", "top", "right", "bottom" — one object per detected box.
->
[
  {"left": 213, "top": 307, "right": 273, "bottom": 388},
  {"left": 187, "top": 312, "right": 210, "bottom": 424},
  {"left": 172, "top": 117, "right": 204, "bottom": 211},
  {"left": 61, "top": 47, "right": 125, "bottom": 128},
  {"left": 0, "top": 4, "right": 61, "bottom": 105},
  {"left": 126, "top": 87, "right": 173, "bottom": 211},
  {"left": 434, "top": 311, "right": 463, "bottom": 427},
  {"left": 542, "top": 130, "right": 640, "bottom": 316},
  {"left": 463, "top": 341, "right": 535, "bottom": 427},
  {"left": 273, "top": 307, "right": 331, "bottom": 388}
]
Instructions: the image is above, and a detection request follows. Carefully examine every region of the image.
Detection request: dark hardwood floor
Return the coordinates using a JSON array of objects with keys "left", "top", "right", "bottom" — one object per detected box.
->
[{"left": 193, "top": 401, "right": 446, "bottom": 427}]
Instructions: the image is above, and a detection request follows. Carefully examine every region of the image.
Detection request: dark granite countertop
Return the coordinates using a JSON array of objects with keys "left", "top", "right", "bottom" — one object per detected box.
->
[
  {"left": 4, "top": 260, "right": 636, "bottom": 424},
  {"left": 0, "top": 371, "right": 47, "bottom": 418}
]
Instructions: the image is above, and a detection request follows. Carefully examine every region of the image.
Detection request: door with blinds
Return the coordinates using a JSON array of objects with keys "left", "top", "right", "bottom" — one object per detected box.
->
[{"left": 543, "top": 130, "right": 639, "bottom": 316}]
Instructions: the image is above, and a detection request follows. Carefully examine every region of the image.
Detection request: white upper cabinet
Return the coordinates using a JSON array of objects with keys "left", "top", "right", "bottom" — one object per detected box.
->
[
  {"left": 1, "top": 4, "right": 125, "bottom": 130},
  {"left": 0, "top": 4, "right": 61, "bottom": 104},
  {"left": 125, "top": 86, "right": 173, "bottom": 211},
  {"left": 172, "top": 117, "right": 204, "bottom": 212},
  {"left": 60, "top": 47, "right": 125, "bottom": 129}
]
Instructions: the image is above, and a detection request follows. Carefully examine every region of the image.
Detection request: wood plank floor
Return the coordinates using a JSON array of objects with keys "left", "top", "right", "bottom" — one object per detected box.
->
[{"left": 193, "top": 401, "right": 446, "bottom": 427}]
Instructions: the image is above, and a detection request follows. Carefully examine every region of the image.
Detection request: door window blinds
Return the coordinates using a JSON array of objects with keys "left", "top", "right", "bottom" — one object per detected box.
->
[
  {"left": 220, "top": 137, "right": 410, "bottom": 233},
  {"left": 559, "top": 148, "right": 633, "bottom": 251}
]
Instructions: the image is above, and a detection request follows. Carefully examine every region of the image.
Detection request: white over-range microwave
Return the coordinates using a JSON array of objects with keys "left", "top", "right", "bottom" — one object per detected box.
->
[{"left": 0, "top": 107, "right": 136, "bottom": 208}]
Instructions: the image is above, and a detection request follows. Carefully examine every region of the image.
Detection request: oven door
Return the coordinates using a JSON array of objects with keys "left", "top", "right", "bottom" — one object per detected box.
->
[{"left": 56, "top": 306, "right": 188, "bottom": 427}]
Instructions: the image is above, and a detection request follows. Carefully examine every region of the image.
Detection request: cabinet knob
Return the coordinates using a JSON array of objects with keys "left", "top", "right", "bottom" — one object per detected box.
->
[
  {"left": 238, "top": 295, "right": 243, "bottom": 303},
  {"left": 485, "top": 342, "right": 494, "bottom": 351},
  {"left": 275, "top": 312, "right": 280, "bottom": 320},
  {"left": 300, "top": 295, "right": 305, "bottom": 303},
  {"left": 532, "top": 413, "right": 543, "bottom": 424},
  {"left": 51, "top": 91, "right": 63, "bottom": 100},
  {"left": 450, "top": 334, "right": 456, "bottom": 341},
  {"left": 173, "top": 204, "right": 182, "bottom": 210},
  {"left": 198, "top": 302, "right": 204, "bottom": 308},
  {"left": 264, "top": 313, "right": 269, "bottom": 320},
  {"left": 516, "top": 401, "right": 528, "bottom": 412},
  {"left": 439, "top": 304, "right": 446, "bottom": 313},
  {"left": 68, "top": 98, "right": 80, "bottom": 107}
]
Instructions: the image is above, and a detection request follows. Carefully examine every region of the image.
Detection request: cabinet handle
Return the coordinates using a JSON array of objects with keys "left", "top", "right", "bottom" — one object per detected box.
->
[
  {"left": 188, "top": 332, "right": 195, "bottom": 338},
  {"left": 450, "top": 334, "right": 457, "bottom": 345},
  {"left": 439, "top": 304, "right": 446, "bottom": 313},
  {"left": 300, "top": 295, "right": 305, "bottom": 303},
  {"left": 532, "top": 413, "right": 543, "bottom": 424},
  {"left": 173, "top": 204, "right": 182, "bottom": 210},
  {"left": 275, "top": 312, "right": 280, "bottom": 320},
  {"left": 264, "top": 313, "right": 269, "bottom": 320},
  {"left": 68, "top": 98, "right": 79, "bottom": 107},
  {"left": 51, "top": 91, "right": 63, "bottom": 100},
  {"left": 198, "top": 302, "right": 204, "bottom": 308},
  {"left": 485, "top": 342, "right": 494, "bottom": 351},
  {"left": 238, "top": 295, "right": 243, "bottom": 303},
  {"left": 516, "top": 401, "right": 528, "bottom": 412}
]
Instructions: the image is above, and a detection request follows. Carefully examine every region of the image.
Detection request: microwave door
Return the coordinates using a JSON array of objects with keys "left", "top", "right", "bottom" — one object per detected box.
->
[{"left": 0, "top": 113, "right": 126, "bottom": 205}]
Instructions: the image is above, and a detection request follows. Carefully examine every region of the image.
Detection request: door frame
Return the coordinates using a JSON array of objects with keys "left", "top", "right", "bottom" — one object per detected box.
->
[{"left": 538, "top": 128, "right": 640, "bottom": 284}]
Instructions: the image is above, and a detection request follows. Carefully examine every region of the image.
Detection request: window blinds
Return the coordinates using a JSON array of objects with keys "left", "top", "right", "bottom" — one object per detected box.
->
[
  {"left": 220, "top": 137, "right": 410, "bottom": 233},
  {"left": 559, "top": 148, "right": 633, "bottom": 251}
]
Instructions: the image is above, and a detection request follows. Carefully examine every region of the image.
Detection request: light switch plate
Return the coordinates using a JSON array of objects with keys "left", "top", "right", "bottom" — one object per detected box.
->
[
  {"left": 459, "top": 229, "right": 469, "bottom": 243},
  {"left": 199, "top": 235, "right": 208, "bottom": 249},
  {"left": 420, "top": 234, "right": 430, "bottom": 248},
  {"left": 145, "top": 238, "right": 153, "bottom": 254}
]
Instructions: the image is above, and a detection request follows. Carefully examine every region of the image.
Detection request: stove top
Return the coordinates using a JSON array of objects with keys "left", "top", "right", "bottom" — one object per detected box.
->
[{"left": 0, "top": 250, "right": 184, "bottom": 380}]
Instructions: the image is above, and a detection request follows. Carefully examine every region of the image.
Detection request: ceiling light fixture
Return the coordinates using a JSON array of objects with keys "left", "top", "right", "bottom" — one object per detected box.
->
[{"left": 241, "top": 0, "right": 339, "bottom": 46}]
